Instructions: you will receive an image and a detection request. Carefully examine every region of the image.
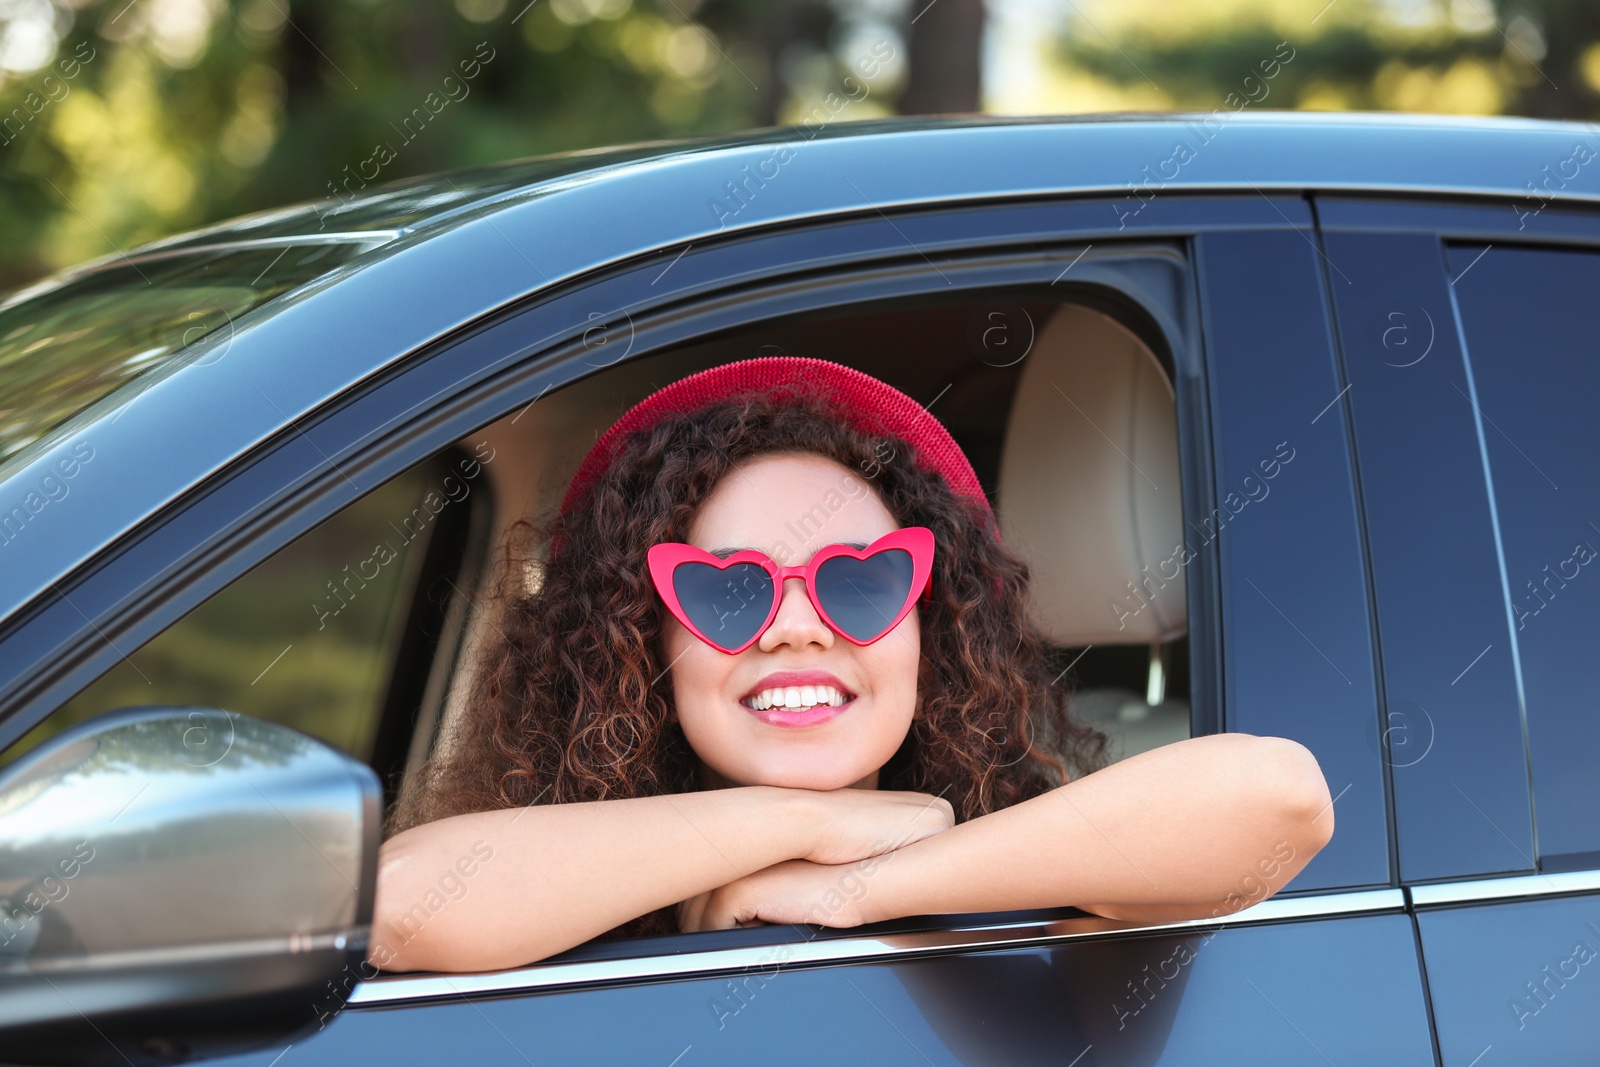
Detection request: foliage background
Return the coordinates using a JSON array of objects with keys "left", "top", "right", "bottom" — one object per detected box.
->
[{"left": 0, "top": 0, "right": 1597, "bottom": 293}]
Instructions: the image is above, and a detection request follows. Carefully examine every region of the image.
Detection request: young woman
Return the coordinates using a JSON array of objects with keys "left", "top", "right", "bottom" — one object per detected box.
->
[{"left": 370, "top": 356, "right": 1334, "bottom": 974}]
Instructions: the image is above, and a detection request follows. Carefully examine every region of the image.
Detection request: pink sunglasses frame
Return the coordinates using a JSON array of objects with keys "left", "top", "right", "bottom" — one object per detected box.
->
[{"left": 647, "top": 526, "right": 936, "bottom": 654}]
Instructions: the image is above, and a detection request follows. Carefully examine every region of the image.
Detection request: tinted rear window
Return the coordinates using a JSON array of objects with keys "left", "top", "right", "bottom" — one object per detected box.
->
[{"left": 1449, "top": 241, "right": 1600, "bottom": 871}]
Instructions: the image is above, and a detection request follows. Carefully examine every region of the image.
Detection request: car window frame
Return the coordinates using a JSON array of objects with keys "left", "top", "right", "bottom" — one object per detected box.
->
[
  {"left": 0, "top": 192, "right": 1259, "bottom": 750},
  {"left": 0, "top": 192, "right": 1397, "bottom": 995}
]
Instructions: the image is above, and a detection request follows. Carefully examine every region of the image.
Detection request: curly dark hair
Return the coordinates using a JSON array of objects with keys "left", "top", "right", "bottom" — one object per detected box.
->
[{"left": 387, "top": 386, "right": 1108, "bottom": 941}]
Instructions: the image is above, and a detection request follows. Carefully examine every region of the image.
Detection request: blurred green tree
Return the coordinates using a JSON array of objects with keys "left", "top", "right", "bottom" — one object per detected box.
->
[
  {"left": 0, "top": 0, "right": 926, "bottom": 289},
  {"left": 1051, "top": 0, "right": 1600, "bottom": 121},
  {"left": 9, "top": 0, "right": 1597, "bottom": 295}
]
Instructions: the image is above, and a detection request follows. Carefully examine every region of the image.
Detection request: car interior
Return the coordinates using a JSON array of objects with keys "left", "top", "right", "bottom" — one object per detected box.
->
[
  {"left": 9, "top": 287, "right": 1193, "bottom": 956},
  {"left": 414, "top": 290, "right": 1192, "bottom": 813}
]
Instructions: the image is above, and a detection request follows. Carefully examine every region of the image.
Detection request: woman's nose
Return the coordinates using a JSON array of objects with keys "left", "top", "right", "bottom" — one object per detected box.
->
[{"left": 758, "top": 576, "right": 833, "bottom": 651}]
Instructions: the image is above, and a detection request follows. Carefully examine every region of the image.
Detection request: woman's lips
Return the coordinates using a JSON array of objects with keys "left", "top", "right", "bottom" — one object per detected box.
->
[{"left": 743, "top": 696, "right": 855, "bottom": 729}]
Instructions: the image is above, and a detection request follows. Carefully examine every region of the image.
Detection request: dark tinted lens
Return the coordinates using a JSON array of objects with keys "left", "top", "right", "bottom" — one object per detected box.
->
[
  {"left": 672, "top": 562, "right": 773, "bottom": 648},
  {"left": 814, "top": 549, "right": 915, "bottom": 642}
]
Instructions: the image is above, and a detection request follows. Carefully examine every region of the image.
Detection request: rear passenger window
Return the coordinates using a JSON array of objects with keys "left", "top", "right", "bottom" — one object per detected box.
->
[{"left": 1448, "top": 242, "right": 1600, "bottom": 871}]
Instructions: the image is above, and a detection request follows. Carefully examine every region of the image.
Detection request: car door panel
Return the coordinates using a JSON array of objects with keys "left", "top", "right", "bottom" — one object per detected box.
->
[
  {"left": 1317, "top": 223, "right": 1535, "bottom": 884},
  {"left": 1416, "top": 890, "right": 1600, "bottom": 1066},
  {"left": 1318, "top": 193, "right": 1600, "bottom": 1063},
  {"left": 1193, "top": 226, "right": 1390, "bottom": 892},
  {"left": 194, "top": 911, "right": 1434, "bottom": 1067},
  {"left": 270, "top": 210, "right": 1427, "bottom": 1066}
]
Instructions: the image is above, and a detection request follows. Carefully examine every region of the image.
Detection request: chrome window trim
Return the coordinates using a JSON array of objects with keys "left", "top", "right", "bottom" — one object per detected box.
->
[
  {"left": 347, "top": 888, "right": 1403, "bottom": 1006},
  {"left": 1409, "top": 868, "right": 1600, "bottom": 907},
  {"left": 63, "top": 231, "right": 404, "bottom": 276},
  {"left": 0, "top": 233, "right": 404, "bottom": 312}
]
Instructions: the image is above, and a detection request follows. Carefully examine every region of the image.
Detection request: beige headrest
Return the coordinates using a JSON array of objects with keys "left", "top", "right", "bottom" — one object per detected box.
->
[{"left": 997, "top": 304, "right": 1186, "bottom": 646}]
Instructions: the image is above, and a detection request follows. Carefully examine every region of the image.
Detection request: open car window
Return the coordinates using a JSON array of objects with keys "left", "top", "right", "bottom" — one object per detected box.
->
[
  {"left": 431, "top": 291, "right": 1192, "bottom": 821},
  {"left": 7, "top": 280, "right": 1193, "bottom": 964}
]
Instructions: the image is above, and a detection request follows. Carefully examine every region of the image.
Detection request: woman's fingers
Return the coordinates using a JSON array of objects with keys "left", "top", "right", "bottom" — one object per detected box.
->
[
  {"left": 677, "top": 892, "right": 706, "bottom": 932},
  {"left": 800, "top": 788, "right": 954, "bottom": 865}
]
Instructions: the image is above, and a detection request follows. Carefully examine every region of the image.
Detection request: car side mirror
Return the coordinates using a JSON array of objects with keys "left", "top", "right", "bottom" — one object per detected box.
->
[{"left": 0, "top": 707, "right": 380, "bottom": 1067}]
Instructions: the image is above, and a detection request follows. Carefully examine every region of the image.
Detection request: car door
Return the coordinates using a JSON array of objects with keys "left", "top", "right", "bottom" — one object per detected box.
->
[
  {"left": 3, "top": 184, "right": 1432, "bottom": 1065},
  {"left": 1319, "top": 192, "right": 1600, "bottom": 1065},
  {"left": 285, "top": 194, "right": 1429, "bottom": 1065}
]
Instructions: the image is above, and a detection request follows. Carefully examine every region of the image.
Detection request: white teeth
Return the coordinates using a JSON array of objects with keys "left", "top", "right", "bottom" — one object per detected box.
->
[{"left": 745, "top": 684, "right": 852, "bottom": 710}]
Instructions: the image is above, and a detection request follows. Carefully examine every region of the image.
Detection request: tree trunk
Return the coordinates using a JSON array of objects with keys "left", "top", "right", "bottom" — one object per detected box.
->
[{"left": 898, "top": 0, "right": 985, "bottom": 115}]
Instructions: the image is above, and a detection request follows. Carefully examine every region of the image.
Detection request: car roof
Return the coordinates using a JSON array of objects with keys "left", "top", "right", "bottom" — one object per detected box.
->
[
  {"left": 32, "top": 109, "right": 1600, "bottom": 266},
  {"left": 2, "top": 109, "right": 1598, "bottom": 626}
]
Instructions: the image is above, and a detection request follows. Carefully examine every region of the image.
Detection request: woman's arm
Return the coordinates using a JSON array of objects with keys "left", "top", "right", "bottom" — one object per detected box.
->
[
  {"left": 370, "top": 787, "right": 803, "bottom": 973},
  {"left": 369, "top": 784, "right": 953, "bottom": 972},
  {"left": 861, "top": 733, "right": 1334, "bottom": 925}
]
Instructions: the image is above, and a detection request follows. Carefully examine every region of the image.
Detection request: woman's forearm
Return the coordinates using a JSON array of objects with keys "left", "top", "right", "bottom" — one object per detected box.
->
[
  {"left": 856, "top": 733, "right": 1335, "bottom": 925},
  {"left": 369, "top": 785, "right": 814, "bottom": 972}
]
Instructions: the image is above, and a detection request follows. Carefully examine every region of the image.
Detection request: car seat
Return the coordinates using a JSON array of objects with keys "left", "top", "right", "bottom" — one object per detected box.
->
[{"left": 996, "top": 303, "right": 1190, "bottom": 762}]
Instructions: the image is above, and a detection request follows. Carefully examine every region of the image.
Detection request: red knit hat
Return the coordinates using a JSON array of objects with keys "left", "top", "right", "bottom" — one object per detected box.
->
[{"left": 558, "top": 356, "right": 992, "bottom": 521}]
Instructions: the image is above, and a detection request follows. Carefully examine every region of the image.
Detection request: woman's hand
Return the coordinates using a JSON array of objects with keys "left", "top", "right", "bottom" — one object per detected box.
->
[
  {"left": 794, "top": 786, "right": 954, "bottom": 866},
  {"left": 679, "top": 788, "right": 954, "bottom": 933},
  {"left": 678, "top": 857, "right": 886, "bottom": 932}
]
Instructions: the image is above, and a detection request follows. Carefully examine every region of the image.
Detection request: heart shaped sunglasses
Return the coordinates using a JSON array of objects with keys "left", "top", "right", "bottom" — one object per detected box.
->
[{"left": 647, "top": 527, "right": 935, "bottom": 654}]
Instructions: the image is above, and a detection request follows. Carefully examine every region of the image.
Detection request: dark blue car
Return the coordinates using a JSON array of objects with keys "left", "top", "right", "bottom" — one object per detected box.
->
[{"left": 1, "top": 111, "right": 1597, "bottom": 1065}]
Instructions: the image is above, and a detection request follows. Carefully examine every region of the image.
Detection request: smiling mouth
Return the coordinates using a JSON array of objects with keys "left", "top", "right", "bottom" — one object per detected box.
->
[{"left": 740, "top": 684, "right": 856, "bottom": 711}]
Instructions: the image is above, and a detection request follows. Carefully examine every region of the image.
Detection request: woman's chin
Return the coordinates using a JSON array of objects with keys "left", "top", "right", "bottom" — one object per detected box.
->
[{"left": 741, "top": 761, "right": 879, "bottom": 792}]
